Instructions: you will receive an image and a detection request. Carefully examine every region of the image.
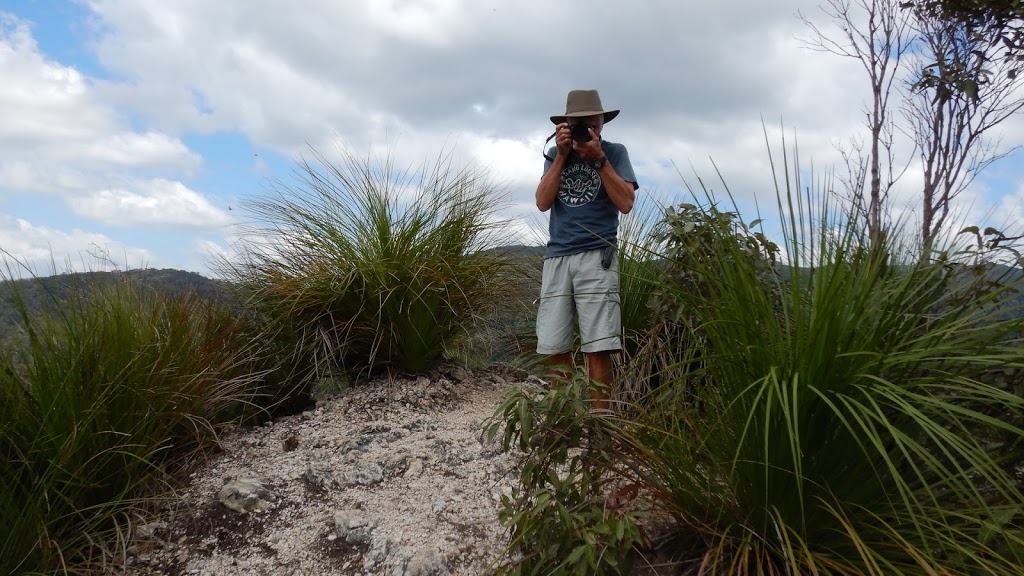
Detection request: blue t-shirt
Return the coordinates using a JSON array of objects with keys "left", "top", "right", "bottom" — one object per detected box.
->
[{"left": 542, "top": 140, "right": 637, "bottom": 258}]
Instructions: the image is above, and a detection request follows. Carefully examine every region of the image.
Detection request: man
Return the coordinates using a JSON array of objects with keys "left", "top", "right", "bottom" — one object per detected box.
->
[{"left": 535, "top": 89, "right": 638, "bottom": 410}]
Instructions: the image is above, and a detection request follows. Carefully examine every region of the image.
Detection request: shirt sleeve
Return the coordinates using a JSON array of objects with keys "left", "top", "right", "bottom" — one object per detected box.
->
[
  {"left": 611, "top": 144, "right": 639, "bottom": 190},
  {"left": 542, "top": 147, "right": 556, "bottom": 176}
]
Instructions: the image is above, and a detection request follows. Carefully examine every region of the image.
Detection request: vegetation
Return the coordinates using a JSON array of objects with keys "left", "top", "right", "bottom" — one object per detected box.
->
[
  {"left": 613, "top": 196, "right": 670, "bottom": 404},
  {"left": 803, "top": 0, "right": 1024, "bottom": 249},
  {"left": 492, "top": 149, "right": 1024, "bottom": 574},
  {"left": 0, "top": 143, "right": 531, "bottom": 574},
  {"left": 906, "top": 2, "right": 1024, "bottom": 249},
  {"left": 216, "top": 146, "right": 522, "bottom": 383},
  {"left": 0, "top": 274, "right": 273, "bottom": 575},
  {"left": 905, "top": 0, "right": 1023, "bottom": 92},
  {"left": 489, "top": 372, "right": 646, "bottom": 575},
  {"left": 0, "top": 268, "right": 233, "bottom": 339},
  {"left": 4, "top": 129, "right": 1023, "bottom": 575}
]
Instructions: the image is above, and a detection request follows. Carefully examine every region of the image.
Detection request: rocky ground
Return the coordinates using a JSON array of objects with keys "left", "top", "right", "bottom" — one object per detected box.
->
[
  {"left": 109, "top": 359, "right": 1024, "bottom": 576},
  {"left": 122, "top": 365, "right": 539, "bottom": 576}
]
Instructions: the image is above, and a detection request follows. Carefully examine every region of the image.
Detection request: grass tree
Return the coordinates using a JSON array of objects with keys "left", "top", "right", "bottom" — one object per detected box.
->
[{"left": 639, "top": 149, "right": 1024, "bottom": 573}]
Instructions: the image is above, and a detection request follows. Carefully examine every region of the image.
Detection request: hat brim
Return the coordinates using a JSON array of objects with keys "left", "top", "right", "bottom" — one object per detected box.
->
[{"left": 550, "top": 109, "right": 620, "bottom": 124}]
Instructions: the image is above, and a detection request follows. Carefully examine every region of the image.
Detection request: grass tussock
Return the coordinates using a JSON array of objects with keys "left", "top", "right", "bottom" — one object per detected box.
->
[
  {"left": 0, "top": 273, "right": 272, "bottom": 575},
  {"left": 635, "top": 158, "right": 1024, "bottom": 573},
  {"left": 218, "top": 145, "right": 523, "bottom": 381}
]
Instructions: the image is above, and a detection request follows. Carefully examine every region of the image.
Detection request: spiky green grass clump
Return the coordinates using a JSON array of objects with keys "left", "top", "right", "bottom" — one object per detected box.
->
[
  {"left": 624, "top": 164, "right": 1024, "bottom": 574},
  {"left": 0, "top": 275, "right": 270, "bottom": 575},
  {"left": 219, "top": 146, "right": 521, "bottom": 380}
]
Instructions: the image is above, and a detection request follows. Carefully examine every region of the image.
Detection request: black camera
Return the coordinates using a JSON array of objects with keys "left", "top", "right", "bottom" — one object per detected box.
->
[{"left": 569, "top": 124, "right": 593, "bottom": 143}]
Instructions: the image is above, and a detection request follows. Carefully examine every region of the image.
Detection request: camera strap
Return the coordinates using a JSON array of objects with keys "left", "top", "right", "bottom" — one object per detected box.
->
[{"left": 542, "top": 130, "right": 558, "bottom": 163}]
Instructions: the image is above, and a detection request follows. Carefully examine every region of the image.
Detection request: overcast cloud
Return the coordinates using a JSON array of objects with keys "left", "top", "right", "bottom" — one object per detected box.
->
[{"left": 0, "top": 1, "right": 1021, "bottom": 276}]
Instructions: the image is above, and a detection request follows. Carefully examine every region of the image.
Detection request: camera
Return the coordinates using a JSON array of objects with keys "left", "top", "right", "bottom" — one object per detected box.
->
[{"left": 569, "top": 124, "right": 593, "bottom": 143}]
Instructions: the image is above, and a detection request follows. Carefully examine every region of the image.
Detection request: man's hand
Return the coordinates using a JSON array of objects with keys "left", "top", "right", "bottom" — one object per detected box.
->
[
  {"left": 554, "top": 122, "right": 572, "bottom": 158},
  {"left": 538, "top": 124, "right": 571, "bottom": 212},
  {"left": 572, "top": 127, "right": 603, "bottom": 161}
]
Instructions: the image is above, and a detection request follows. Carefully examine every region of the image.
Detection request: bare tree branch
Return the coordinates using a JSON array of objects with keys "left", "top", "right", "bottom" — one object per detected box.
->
[
  {"left": 905, "top": 5, "right": 1024, "bottom": 249},
  {"left": 800, "top": 0, "right": 913, "bottom": 243}
]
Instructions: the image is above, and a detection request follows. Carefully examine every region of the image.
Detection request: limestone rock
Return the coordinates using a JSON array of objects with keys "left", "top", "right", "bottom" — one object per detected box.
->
[
  {"left": 217, "top": 477, "right": 276, "bottom": 512},
  {"left": 334, "top": 510, "right": 376, "bottom": 544}
]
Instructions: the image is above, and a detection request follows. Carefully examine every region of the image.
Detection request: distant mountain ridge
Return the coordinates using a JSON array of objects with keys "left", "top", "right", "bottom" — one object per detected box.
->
[
  {"left": 483, "top": 244, "right": 546, "bottom": 259},
  {"left": 0, "top": 247, "right": 548, "bottom": 337},
  {"left": 0, "top": 268, "right": 234, "bottom": 337},
  {"left": 3, "top": 255, "right": 1019, "bottom": 341}
]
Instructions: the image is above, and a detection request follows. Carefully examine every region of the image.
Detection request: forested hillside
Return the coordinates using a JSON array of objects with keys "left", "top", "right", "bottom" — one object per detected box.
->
[{"left": 0, "top": 269, "right": 235, "bottom": 337}]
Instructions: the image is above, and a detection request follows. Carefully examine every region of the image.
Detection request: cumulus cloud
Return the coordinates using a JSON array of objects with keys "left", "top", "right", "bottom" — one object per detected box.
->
[
  {"left": 83, "top": 0, "right": 844, "bottom": 160},
  {"left": 2, "top": 1, "right": 1021, "bottom": 275},
  {"left": 468, "top": 135, "right": 544, "bottom": 194},
  {"left": 0, "top": 216, "right": 154, "bottom": 277},
  {"left": 0, "top": 160, "right": 91, "bottom": 193},
  {"left": 83, "top": 132, "right": 201, "bottom": 169},
  {"left": 0, "top": 15, "right": 199, "bottom": 176},
  {"left": 0, "top": 14, "right": 110, "bottom": 143},
  {"left": 73, "top": 0, "right": 897, "bottom": 231},
  {"left": 0, "top": 11, "right": 221, "bottom": 270},
  {"left": 68, "top": 180, "right": 233, "bottom": 229}
]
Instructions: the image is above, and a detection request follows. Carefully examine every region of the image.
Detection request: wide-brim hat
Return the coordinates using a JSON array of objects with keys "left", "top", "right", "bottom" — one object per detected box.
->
[{"left": 549, "top": 89, "right": 620, "bottom": 124}]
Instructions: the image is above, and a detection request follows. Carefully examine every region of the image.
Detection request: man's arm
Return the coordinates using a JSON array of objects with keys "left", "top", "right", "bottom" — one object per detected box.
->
[
  {"left": 597, "top": 163, "right": 635, "bottom": 214},
  {"left": 536, "top": 122, "right": 572, "bottom": 212},
  {"left": 574, "top": 128, "right": 636, "bottom": 214},
  {"left": 536, "top": 153, "right": 566, "bottom": 212}
]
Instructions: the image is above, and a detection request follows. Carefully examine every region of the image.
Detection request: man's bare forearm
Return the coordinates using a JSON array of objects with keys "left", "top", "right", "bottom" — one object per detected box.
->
[
  {"left": 536, "top": 154, "right": 566, "bottom": 212},
  {"left": 598, "top": 164, "right": 635, "bottom": 214}
]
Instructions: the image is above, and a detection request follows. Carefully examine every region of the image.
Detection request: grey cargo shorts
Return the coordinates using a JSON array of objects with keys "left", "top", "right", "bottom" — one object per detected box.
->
[{"left": 536, "top": 247, "right": 621, "bottom": 354}]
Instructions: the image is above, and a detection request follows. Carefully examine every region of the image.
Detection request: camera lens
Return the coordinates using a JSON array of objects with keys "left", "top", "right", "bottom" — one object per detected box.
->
[{"left": 570, "top": 124, "right": 592, "bottom": 143}]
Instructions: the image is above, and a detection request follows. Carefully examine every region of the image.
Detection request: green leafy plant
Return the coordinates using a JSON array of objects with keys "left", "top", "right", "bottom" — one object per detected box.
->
[
  {"left": 493, "top": 133, "right": 1024, "bottom": 573},
  {"left": 218, "top": 145, "right": 521, "bottom": 380},
  {"left": 486, "top": 372, "right": 645, "bottom": 575}
]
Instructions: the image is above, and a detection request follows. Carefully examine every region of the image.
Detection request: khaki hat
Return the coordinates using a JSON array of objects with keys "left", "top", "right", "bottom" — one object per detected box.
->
[{"left": 549, "top": 89, "right": 620, "bottom": 124}]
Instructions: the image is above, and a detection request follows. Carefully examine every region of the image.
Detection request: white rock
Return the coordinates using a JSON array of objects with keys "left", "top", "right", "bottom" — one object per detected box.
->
[
  {"left": 217, "top": 478, "right": 276, "bottom": 512},
  {"left": 404, "top": 458, "right": 424, "bottom": 478}
]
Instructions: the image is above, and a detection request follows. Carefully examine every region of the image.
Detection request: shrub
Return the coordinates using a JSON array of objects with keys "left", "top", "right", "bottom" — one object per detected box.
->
[{"left": 487, "top": 372, "right": 645, "bottom": 575}]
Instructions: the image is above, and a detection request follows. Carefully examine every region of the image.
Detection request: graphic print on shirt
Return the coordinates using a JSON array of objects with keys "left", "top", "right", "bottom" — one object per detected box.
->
[{"left": 558, "top": 162, "right": 601, "bottom": 208}]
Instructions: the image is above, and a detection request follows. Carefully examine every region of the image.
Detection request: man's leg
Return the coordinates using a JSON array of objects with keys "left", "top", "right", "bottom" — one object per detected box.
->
[
  {"left": 547, "top": 352, "right": 575, "bottom": 389},
  {"left": 575, "top": 248, "right": 621, "bottom": 412},
  {"left": 537, "top": 255, "right": 575, "bottom": 387},
  {"left": 585, "top": 351, "right": 614, "bottom": 411}
]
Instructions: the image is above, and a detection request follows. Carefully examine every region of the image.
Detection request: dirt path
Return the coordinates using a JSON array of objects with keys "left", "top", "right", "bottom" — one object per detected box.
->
[{"left": 124, "top": 367, "right": 530, "bottom": 576}]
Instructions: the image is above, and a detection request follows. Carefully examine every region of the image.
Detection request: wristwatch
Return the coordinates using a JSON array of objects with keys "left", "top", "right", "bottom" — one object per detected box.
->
[{"left": 589, "top": 156, "right": 607, "bottom": 170}]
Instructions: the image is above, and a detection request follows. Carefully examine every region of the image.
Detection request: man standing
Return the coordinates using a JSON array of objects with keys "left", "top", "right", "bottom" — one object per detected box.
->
[{"left": 535, "top": 89, "right": 638, "bottom": 410}]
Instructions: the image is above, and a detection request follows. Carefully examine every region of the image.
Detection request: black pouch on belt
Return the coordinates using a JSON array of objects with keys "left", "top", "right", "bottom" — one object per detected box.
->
[{"left": 600, "top": 245, "right": 616, "bottom": 270}]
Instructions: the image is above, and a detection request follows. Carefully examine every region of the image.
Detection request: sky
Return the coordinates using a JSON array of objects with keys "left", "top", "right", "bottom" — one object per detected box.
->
[{"left": 1, "top": 0, "right": 1023, "bottom": 278}]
